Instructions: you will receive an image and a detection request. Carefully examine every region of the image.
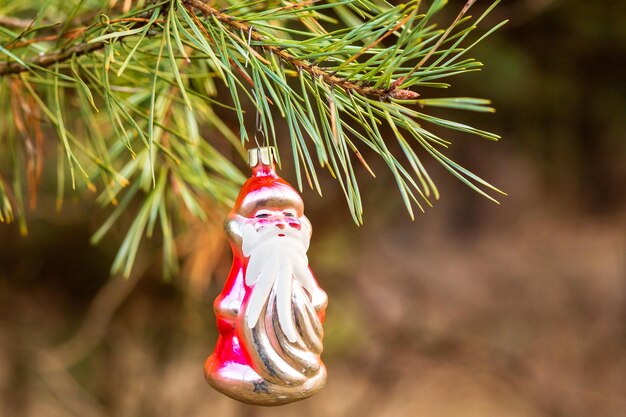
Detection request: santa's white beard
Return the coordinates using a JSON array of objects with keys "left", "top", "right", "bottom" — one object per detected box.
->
[{"left": 240, "top": 222, "right": 325, "bottom": 385}]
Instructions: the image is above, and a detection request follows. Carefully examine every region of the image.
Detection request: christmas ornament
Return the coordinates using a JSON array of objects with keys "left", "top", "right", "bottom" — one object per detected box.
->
[{"left": 205, "top": 147, "right": 328, "bottom": 406}]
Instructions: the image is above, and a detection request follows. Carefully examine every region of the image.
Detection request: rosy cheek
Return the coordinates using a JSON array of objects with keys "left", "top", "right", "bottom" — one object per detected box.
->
[
  {"left": 288, "top": 219, "right": 301, "bottom": 230},
  {"left": 252, "top": 219, "right": 271, "bottom": 229}
]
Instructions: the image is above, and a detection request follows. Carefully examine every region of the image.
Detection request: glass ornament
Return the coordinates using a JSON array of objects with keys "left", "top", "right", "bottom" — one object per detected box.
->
[{"left": 205, "top": 147, "right": 327, "bottom": 405}]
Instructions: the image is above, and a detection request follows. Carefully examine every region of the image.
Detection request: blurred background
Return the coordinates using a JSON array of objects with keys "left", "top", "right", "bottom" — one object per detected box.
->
[{"left": 1, "top": 0, "right": 625, "bottom": 416}]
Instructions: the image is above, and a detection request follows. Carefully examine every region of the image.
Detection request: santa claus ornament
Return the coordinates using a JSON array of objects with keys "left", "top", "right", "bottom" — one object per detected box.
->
[{"left": 205, "top": 146, "right": 328, "bottom": 405}]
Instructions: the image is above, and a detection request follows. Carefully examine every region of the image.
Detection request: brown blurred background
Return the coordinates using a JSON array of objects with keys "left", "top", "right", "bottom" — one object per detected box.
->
[{"left": 1, "top": 0, "right": 625, "bottom": 416}]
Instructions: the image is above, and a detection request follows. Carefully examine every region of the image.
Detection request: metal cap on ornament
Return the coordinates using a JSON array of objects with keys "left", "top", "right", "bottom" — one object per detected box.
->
[
  {"left": 204, "top": 146, "right": 328, "bottom": 406},
  {"left": 248, "top": 146, "right": 275, "bottom": 168}
]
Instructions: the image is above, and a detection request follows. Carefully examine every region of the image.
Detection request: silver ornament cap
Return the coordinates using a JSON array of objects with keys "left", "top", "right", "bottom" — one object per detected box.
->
[{"left": 248, "top": 146, "right": 276, "bottom": 168}]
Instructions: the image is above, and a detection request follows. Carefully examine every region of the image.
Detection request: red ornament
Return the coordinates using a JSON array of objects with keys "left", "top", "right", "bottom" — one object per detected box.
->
[{"left": 205, "top": 147, "right": 328, "bottom": 406}]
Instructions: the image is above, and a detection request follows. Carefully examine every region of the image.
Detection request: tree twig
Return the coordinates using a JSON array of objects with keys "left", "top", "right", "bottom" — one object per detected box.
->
[
  {"left": 184, "top": 0, "right": 416, "bottom": 100},
  {"left": 0, "top": 0, "right": 418, "bottom": 100},
  {"left": 0, "top": 15, "right": 37, "bottom": 29},
  {"left": 0, "top": 42, "right": 106, "bottom": 75},
  {"left": 0, "top": 10, "right": 160, "bottom": 75}
]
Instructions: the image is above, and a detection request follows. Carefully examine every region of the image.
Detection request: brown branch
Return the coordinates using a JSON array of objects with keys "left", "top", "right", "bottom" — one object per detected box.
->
[
  {"left": 0, "top": 42, "right": 105, "bottom": 75},
  {"left": 0, "top": 15, "right": 36, "bottom": 29},
  {"left": 184, "top": 0, "right": 416, "bottom": 100},
  {"left": 0, "top": 14, "right": 159, "bottom": 75},
  {"left": 0, "top": 0, "right": 418, "bottom": 100}
]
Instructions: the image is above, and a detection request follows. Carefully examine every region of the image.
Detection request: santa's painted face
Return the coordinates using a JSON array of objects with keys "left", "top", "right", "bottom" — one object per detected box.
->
[{"left": 249, "top": 207, "right": 302, "bottom": 232}]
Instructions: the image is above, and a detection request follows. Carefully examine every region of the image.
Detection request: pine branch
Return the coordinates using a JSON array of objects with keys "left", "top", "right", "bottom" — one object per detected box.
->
[
  {"left": 0, "top": 0, "right": 507, "bottom": 277},
  {"left": 0, "top": 10, "right": 162, "bottom": 76},
  {"left": 0, "top": 1, "right": 416, "bottom": 100},
  {"left": 184, "top": 0, "right": 416, "bottom": 101},
  {"left": 0, "top": 42, "right": 105, "bottom": 75}
]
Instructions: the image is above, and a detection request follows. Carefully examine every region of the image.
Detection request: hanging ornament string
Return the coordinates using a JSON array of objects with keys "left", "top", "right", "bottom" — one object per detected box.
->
[{"left": 250, "top": 89, "right": 271, "bottom": 168}]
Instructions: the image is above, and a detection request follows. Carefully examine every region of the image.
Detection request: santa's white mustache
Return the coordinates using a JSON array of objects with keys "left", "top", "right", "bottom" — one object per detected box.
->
[{"left": 240, "top": 222, "right": 316, "bottom": 343}]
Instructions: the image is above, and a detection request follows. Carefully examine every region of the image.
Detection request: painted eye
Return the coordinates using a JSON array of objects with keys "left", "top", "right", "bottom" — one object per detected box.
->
[
  {"left": 255, "top": 213, "right": 270, "bottom": 218},
  {"left": 283, "top": 209, "right": 297, "bottom": 217}
]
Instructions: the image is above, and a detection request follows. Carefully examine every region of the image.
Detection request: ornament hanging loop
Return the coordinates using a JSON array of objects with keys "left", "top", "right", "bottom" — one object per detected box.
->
[
  {"left": 253, "top": 102, "right": 265, "bottom": 147},
  {"left": 251, "top": 91, "right": 267, "bottom": 149}
]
